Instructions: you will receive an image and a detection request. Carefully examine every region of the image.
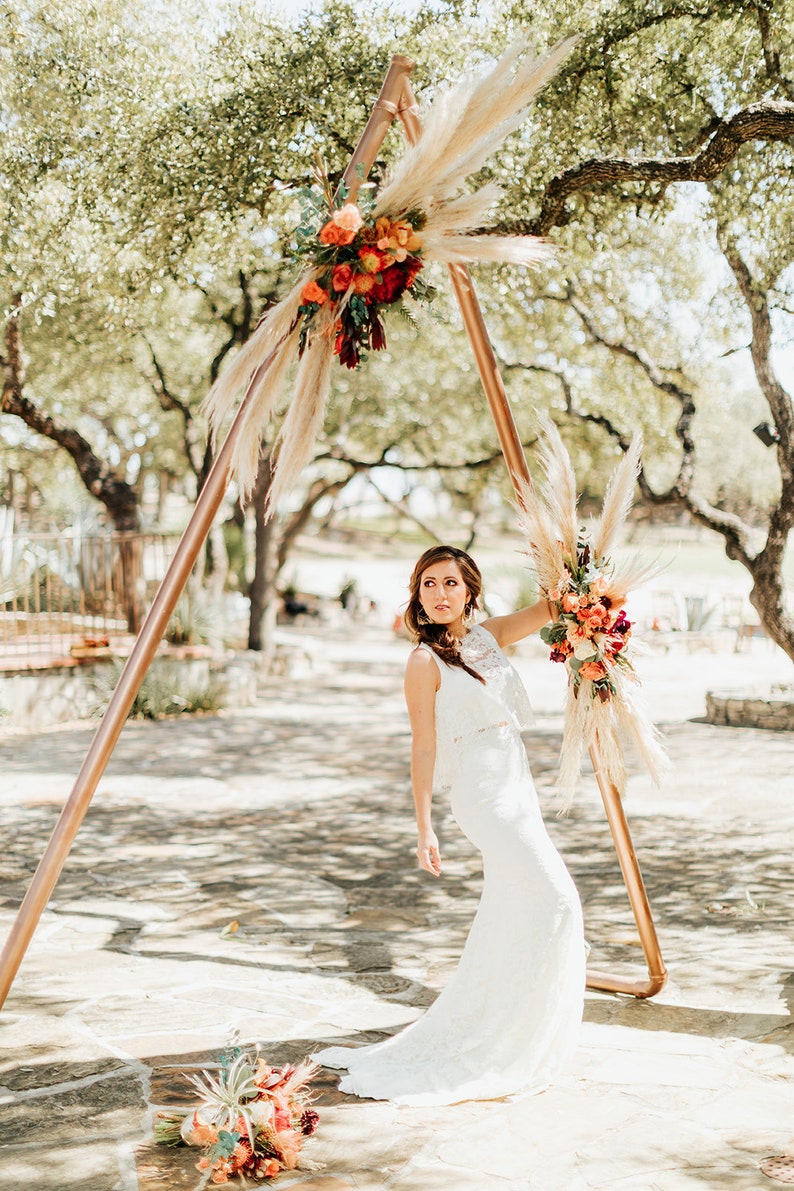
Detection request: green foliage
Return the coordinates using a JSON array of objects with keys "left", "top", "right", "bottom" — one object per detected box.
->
[
  {"left": 1, "top": 0, "right": 791, "bottom": 537},
  {"left": 91, "top": 663, "right": 225, "bottom": 719}
]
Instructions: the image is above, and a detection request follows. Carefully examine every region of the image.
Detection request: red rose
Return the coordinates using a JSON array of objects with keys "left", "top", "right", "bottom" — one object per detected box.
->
[{"left": 332, "top": 263, "right": 354, "bottom": 292}]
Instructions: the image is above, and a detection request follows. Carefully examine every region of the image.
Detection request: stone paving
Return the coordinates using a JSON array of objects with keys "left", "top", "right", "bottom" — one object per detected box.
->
[{"left": 1, "top": 625, "right": 793, "bottom": 1190}]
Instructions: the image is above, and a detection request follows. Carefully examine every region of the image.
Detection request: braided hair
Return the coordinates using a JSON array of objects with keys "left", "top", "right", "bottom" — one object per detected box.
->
[{"left": 404, "top": 545, "right": 486, "bottom": 685}]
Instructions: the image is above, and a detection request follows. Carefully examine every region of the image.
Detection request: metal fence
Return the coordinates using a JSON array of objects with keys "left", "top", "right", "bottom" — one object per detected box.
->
[{"left": 0, "top": 531, "right": 184, "bottom": 666}]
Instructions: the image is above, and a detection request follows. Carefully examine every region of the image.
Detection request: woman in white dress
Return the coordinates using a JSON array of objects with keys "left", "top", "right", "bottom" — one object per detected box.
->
[{"left": 314, "top": 545, "right": 585, "bottom": 1105}]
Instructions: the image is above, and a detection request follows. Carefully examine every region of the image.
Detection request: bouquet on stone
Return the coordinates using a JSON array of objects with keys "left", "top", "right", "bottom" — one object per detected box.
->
[
  {"left": 518, "top": 418, "right": 668, "bottom": 807},
  {"left": 155, "top": 1052, "right": 320, "bottom": 1184}
]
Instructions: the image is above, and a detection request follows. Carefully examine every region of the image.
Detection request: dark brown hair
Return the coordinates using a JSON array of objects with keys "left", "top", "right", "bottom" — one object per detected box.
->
[{"left": 404, "top": 545, "right": 485, "bottom": 684}]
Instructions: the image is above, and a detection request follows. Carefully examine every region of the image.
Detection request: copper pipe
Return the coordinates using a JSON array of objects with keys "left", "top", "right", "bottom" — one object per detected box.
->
[
  {"left": 340, "top": 55, "right": 415, "bottom": 202},
  {"left": 0, "top": 56, "right": 417, "bottom": 1011},
  {"left": 397, "top": 83, "right": 667, "bottom": 999}
]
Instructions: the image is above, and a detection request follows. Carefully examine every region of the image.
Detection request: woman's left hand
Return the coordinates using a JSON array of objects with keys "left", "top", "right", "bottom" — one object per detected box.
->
[{"left": 416, "top": 829, "right": 441, "bottom": 877}]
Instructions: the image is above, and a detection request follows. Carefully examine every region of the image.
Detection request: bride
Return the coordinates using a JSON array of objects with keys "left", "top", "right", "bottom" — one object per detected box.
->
[{"left": 313, "top": 545, "right": 585, "bottom": 1105}]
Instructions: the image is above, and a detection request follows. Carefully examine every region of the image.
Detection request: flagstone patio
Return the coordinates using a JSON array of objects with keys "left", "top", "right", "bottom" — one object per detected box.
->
[{"left": 1, "top": 624, "right": 792, "bottom": 1190}]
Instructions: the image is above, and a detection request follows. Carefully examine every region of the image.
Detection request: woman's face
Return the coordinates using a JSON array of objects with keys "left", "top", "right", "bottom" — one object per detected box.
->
[{"left": 418, "top": 558, "right": 469, "bottom": 630}]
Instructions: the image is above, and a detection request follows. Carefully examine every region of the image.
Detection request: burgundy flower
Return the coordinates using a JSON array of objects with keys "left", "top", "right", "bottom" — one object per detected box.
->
[
  {"left": 334, "top": 333, "right": 360, "bottom": 369},
  {"left": 371, "top": 265, "right": 408, "bottom": 304},
  {"left": 370, "top": 311, "right": 386, "bottom": 351},
  {"left": 300, "top": 1109, "right": 320, "bottom": 1136}
]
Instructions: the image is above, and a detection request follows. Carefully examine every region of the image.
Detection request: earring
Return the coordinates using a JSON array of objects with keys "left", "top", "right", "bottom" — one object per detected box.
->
[
  {"left": 418, "top": 608, "right": 430, "bottom": 625},
  {"left": 463, "top": 603, "right": 474, "bottom": 624}
]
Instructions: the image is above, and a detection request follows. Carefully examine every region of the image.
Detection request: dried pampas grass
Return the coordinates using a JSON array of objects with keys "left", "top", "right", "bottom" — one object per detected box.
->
[{"left": 203, "top": 37, "right": 579, "bottom": 507}]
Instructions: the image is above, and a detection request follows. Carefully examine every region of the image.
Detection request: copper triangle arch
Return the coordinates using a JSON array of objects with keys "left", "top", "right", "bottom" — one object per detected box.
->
[{"left": 0, "top": 53, "right": 665, "bottom": 1008}]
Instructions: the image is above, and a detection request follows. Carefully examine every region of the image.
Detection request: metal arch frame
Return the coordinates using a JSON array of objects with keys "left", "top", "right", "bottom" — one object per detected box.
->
[{"left": 0, "top": 53, "right": 665, "bottom": 1009}]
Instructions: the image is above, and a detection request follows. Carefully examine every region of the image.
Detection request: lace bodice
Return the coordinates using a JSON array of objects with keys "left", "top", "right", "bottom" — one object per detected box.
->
[{"left": 422, "top": 624, "right": 534, "bottom": 793}]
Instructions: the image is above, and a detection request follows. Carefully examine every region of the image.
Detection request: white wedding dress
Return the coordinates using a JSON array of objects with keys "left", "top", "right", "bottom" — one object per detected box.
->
[{"left": 313, "top": 624, "right": 584, "bottom": 1106}]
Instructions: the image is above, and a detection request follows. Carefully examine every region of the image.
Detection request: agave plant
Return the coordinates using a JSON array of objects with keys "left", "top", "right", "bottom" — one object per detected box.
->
[{"left": 188, "top": 1053, "right": 261, "bottom": 1147}]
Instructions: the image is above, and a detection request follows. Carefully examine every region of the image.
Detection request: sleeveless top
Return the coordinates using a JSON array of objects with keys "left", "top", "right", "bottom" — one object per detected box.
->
[{"left": 419, "top": 623, "right": 534, "bottom": 793}]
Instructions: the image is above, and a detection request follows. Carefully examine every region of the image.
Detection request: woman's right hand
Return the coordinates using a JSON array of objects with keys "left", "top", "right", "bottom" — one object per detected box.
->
[{"left": 416, "top": 829, "right": 441, "bottom": 877}]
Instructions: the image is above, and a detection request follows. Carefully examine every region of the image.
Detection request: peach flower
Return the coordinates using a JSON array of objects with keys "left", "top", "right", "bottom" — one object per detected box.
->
[
  {"left": 181, "top": 1110, "right": 219, "bottom": 1147},
  {"left": 561, "top": 592, "right": 582, "bottom": 613},
  {"left": 332, "top": 202, "right": 363, "bottom": 235},
  {"left": 275, "top": 1130, "right": 302, "bottom": 1170},
  {"left": 375, "top": 216, "right": 422, "bottom": 259}
]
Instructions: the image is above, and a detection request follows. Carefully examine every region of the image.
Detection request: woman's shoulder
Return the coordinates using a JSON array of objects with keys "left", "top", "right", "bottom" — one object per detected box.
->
[
  {"left": 405, "top": 642, "right": 441, "bottom": 686},
  {"left": 406, "top": 642, "right": 437, "bottom": 667}
]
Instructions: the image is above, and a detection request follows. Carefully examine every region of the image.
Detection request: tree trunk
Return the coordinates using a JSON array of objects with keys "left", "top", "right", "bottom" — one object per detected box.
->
[
  {"left": 2, "top": 295, "right": 145, "bottom": 630},
  {"left": 114, "top": 534, "right": 146, "bottom": 635},
  {"left": 247, "top": 451, "right": 280, "bottom": 663}
]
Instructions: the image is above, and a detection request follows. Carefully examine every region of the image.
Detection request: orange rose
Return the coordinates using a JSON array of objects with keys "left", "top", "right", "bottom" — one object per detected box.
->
[
  {"left": 319, "top": 220, "right": 343, "bottom": 245},
  {"left": 301, "top": 280, "right": 328, "bottom": 306},
  {"left": 580, "top": 661, "right": 606, "bottom": 681},
  {"left": 562, "top": 593, "right": 582, "bottom": 613},
  {"left": 332, "top": 263, "right": 354, "bottom": 292}
]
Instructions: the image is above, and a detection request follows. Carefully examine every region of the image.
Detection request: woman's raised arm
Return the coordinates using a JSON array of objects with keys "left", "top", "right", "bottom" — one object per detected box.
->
[{"left": 482, "top": 599, "right": 554, "bottom": 649}]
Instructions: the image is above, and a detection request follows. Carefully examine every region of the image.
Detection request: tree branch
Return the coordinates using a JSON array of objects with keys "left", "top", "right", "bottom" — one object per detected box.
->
[
  {"left": 368, "top": 477, "right": 439, "bottom": 542},
  {"left": 718, "top": 232, "right": 794, "bottom": 579},
  {"left": 316, "top": 441, "right": 536, "bottom": 474},
  {"left": 2, "top": 296, "right": 139, "bottom": 530},
  {"left": 139, "top": 336, "right": 205, "bottom": 481},
  {"left": 754, "top": 1, "right": 794, "bottom": 100},
  {"left": 277, "top": 472, "right": 354, "bottom": 570},
  {"left": 499, "top": 305, "right": 757, "bottom": 568},
  {"left": 498, "top": 100, "right": 794, "bottom": 236}
]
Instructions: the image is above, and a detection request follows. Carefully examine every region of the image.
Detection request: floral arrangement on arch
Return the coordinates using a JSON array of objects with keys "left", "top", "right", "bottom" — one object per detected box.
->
[
  {"left": 155, "top": 1051, "right": 319, "bottom": 1184},
  {"left": 202, "top": 36, "right": 578, "bottom": 510},
  {"left": 540, "top": 532, "right": 634, "bottom": 704},
  {"left": 518, "top": 418, "right": 668, "bottom": 806},
  {"left": 293, "top": 172, "right": 435, "bottom": 370}
]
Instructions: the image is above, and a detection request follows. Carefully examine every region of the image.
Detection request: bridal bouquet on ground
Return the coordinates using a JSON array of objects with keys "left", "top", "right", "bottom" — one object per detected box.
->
[
  {"left": 518, "top": 417, "right": 668, "bottom": 807},
  {"left": 155, "top": 1052, "right": 320, "bottom": 1184}
]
